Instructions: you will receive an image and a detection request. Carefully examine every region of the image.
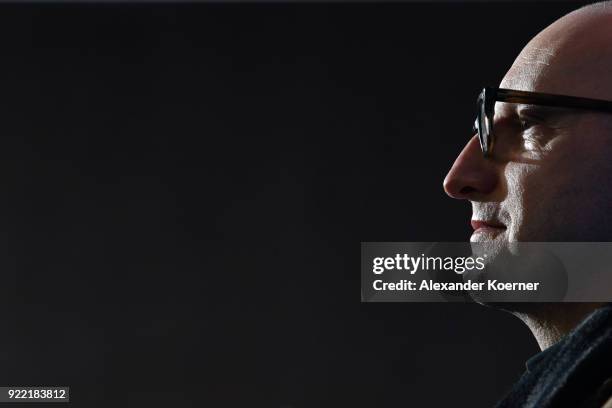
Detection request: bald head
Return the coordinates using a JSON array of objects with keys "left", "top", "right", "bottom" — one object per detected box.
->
[
  {"left": 443, "top": 0, "right": 612, "bottom": 349},
  {"left": 444, "top": 1, "right": 612, "bottom": 240},
  {"left": 444, "top": 1, "right": 612, "bottom": 246},
  {"left": 502, "top": 1, "right": 612, "bottom": 100}
]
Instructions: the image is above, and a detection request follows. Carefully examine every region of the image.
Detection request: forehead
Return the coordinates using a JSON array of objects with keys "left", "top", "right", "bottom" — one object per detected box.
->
[
  {"left": 499, "top": 46, "right": 557, "bottom": 92},
  {"left": 499, "top": 9, "right": 612, "bottom": 100}
]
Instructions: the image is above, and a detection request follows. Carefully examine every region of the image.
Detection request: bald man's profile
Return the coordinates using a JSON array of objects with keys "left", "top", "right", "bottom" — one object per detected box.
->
[{"left": 443, "top": 2, "right": 612, "bottom": 407}]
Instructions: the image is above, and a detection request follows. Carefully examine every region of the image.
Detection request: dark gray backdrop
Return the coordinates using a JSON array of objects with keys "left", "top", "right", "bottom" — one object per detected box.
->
[{"left": 0, "top": 2, "right": 589, "bottom": 407}]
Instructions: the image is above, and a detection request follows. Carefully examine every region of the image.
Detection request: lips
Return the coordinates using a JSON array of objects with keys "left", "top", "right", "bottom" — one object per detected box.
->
[{"left": 471, "top": 220, "right": 506, "bottom": 232}]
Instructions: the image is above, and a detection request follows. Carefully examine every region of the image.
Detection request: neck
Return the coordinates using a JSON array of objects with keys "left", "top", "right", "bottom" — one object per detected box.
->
[{"left": 512, "top": 303, "right": 603, "bottom": 350}]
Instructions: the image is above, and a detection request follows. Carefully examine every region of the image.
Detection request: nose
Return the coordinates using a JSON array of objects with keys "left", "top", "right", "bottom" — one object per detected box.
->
[{"left": 443, "top": 135, "right": 499, "bottom": 200}]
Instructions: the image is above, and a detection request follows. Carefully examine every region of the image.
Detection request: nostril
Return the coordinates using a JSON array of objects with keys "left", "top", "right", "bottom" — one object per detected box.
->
[{"left": 460, "top": 186, "right": 476, "bottom": 195}]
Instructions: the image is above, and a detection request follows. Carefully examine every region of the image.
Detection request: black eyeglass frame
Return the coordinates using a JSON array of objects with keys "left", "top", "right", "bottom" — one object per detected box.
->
[{"left": 474, "top": 87, "right": 612, "bottom": 157}]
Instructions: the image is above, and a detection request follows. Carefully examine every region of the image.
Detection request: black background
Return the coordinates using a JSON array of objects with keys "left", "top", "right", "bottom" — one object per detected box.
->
[{"left": 0, "top": 2, "right": 589, "bottom": 407}]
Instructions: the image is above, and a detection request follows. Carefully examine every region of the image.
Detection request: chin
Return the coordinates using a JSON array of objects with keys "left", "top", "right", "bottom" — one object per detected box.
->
[
  {"left": 470, "top": 227, "right": 507, "bottom": 243},
  {"left": 466, "top": 234, "right": 569, "bottom": 306},
  {"left": 469, "top": 231, "right": 508, "bottom": 265}
]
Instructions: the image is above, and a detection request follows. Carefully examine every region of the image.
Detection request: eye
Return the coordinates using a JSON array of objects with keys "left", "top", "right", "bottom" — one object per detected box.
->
[
  {"left": 516, "top": 110, "right": 545, "bottom": 132},
  {"left": 518, "top": 117, "right": 533, "bottom": 131}
]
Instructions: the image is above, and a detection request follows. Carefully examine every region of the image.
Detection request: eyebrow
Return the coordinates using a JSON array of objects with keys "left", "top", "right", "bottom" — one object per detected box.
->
[
  {"left": 492, "top": 105, "right": 555, "bottom": 130},
  {"left": 516, "top": 104, "right": 581, "bottom": 124},
  {"left": 496, "top": 103, "right": 572, "bottom": 120}
]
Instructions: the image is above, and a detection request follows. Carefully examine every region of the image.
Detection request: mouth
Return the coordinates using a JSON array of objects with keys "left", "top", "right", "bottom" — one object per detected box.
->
[{"left": 470, "top": 220, "right": 507, "bottom": 239}]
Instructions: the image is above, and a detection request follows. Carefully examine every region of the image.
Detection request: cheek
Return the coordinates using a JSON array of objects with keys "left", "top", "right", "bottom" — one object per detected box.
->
[
  {"left": 548, "top": 134, "right": 612, "bottom": 240},
  {"left": 504, "top": 128, "right": 612, "bottom": 241},
  {"left": 503, "top": 162, "right": 551, "bottom": 240}
]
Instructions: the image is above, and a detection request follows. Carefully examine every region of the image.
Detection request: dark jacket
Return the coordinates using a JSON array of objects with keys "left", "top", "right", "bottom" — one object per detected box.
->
[{"left": 495, "top": 304, "right": 612, "bottom": 408}]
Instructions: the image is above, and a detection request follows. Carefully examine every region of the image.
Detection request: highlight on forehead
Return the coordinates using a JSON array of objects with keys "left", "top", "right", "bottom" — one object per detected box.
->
[
  {"left": 518, "top": 47, "right": 555, "bottom": 66},
  {"left": 501, "top": 1, "right": 612, "bottom": 97}
]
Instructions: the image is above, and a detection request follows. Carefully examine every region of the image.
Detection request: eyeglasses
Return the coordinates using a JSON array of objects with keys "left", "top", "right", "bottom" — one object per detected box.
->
[{"left": 473, "top": 87, "right": 612, "bottom": 157}]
